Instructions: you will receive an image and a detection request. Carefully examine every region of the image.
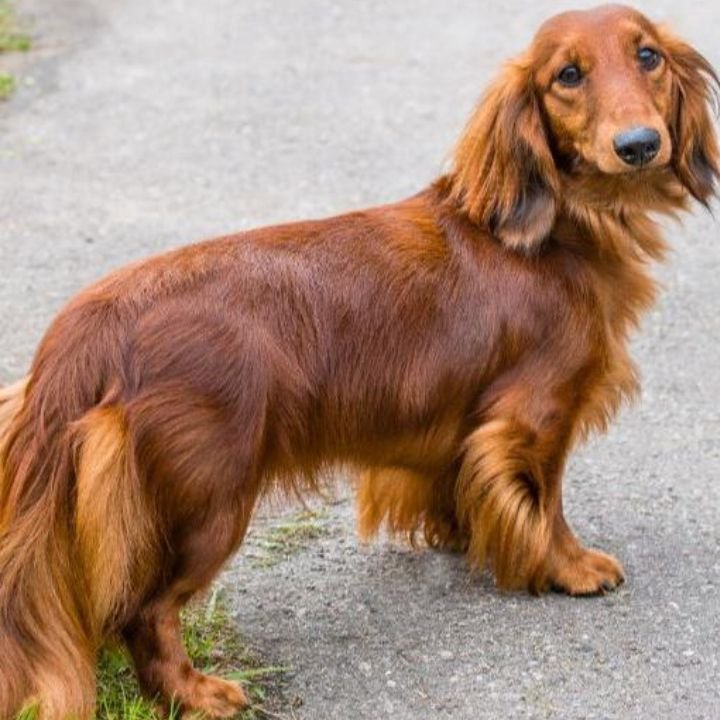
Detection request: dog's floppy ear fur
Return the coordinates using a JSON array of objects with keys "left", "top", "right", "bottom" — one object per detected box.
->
[
  {"left": 661, "top": 29, "right": 720, "bottom": 205},
  {"left": 450, "top": 58, "right": 559, "bottom": 253}
]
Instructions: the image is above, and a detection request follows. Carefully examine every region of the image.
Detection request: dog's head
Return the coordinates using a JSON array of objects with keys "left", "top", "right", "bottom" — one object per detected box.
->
[{"left": 451, "top": 4, "right": 719, "bottom": 252}]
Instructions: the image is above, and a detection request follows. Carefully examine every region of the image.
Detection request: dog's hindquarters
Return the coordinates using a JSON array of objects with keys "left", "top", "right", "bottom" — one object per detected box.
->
[
  {"left": 0, "top": 368, "right": 267, "bottom": 718},
  {"left": 115, "top": 383, "right": 267, "bottom": 716},
  {"left": 0, "top": 267, "right": 296, "bottom": 716},
  {"left": 0, "top": 381, "right": 161, "bottom": 719}
]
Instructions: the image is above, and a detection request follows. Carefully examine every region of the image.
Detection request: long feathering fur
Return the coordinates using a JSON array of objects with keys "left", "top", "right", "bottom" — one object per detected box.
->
[
  {"left": 0, "top": 388, "right": 159, "bottom": 718},
  {"left": 1, "top": 6, "right": 718, "bottom": 718},
  {"left": 357, "top": 468, "right": 467, "bottom": 551},
  {"left": 660, "top": 28, "right": 720, "bottom": 204},
  {"left": 0, "top": 377, "right": 28, "bottom": 490},
  {"left": 73, "top": 406, "right": 158, "bottom": 637},
  {"left": 456, "top": 420, "right": 550, "bottom": 592},
  {"left": 450, "top": 58, "right": 560, "bottom": 253},
  {"left": 0, "top": 394, "right": 97, "bottom": 718}
]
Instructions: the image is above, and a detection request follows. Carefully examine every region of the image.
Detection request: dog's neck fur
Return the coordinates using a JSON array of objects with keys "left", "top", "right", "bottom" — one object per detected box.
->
[{"left": 556, "top": 168, "right": 688, "bottom": 262}]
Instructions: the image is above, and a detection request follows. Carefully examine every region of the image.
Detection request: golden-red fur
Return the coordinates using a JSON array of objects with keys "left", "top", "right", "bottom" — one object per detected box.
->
[{"left": 0, "top": 5, "right": 717, "bottom": 718}]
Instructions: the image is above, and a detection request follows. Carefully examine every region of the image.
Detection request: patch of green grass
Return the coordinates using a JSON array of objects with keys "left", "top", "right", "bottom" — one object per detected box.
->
[
  {"left": 15, "top": 708, "right": 39, "bottom": 720},
  {"left": 0, "top": 0, "right": 30, "bottom": 101},
  {"left": 247, "top": 509, "right": 330, "bottom": 568},
  {"left": 0, "top": 70, "right": 14, "bottom": 98},
  {"left": 15, "top": 590, "right": 292, "bottom": 720},
  {"left": 95, "top": 586, "right": 288, "bottom": 719},
  {"left": 0, "top": 1, "right": 30, "bottom": 53}
]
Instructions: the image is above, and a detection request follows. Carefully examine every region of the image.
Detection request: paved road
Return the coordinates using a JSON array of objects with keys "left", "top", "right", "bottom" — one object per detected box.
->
[{"left": 1, "top": 1, "right": 719, "bottom": 718}]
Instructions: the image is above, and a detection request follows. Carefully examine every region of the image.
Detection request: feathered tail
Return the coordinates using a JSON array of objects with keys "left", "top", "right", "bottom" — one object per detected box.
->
[{"left": 0, "top": 367, "right": 156, "bottom": 718}]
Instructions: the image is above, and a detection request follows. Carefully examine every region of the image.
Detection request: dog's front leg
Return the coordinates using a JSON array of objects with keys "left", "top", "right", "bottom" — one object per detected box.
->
[
  {"left": 456, "top": 400, "right": 624, "bottom": 596},
  {"left": 543, "top": 506, "right": 625, "bottom": 596}
]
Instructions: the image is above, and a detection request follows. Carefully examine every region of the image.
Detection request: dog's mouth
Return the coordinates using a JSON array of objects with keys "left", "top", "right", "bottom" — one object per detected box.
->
[
  {"left": 609, "top": 162, "right": 671, "bottom": 178},
  {"left": 560, "top": 152, "right": 670, "bottom": 178},
  {"left": 555, "top": 152, "right": 679, "bottom": 207}
]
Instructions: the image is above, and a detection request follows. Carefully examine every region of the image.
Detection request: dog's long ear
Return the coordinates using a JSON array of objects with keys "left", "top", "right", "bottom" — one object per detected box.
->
[
  {"left": 661, "top": 30, "right": 720, "bottom": 205},
  {"left": 450, "top": 59, "right": 559, "bottom": 253}
]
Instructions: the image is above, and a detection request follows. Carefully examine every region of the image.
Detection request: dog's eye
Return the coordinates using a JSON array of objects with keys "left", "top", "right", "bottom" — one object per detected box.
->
[
  {"left": 557, "top": 64, "right": 583, "bottom": 87},
  {"left": 638, "top": 47, "right": 661, "bottom": 71}
]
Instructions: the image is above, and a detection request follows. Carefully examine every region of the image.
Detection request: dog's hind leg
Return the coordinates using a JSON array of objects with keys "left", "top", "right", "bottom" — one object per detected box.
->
[
  {"left": 356, "top": 467, "right": 468, "bottom": 552},
  {"left": 122, "top": 507, "right": 256, "bottom": 718},
  {"left": 119, "top": 387, "right": 265, "bottom": 718}
]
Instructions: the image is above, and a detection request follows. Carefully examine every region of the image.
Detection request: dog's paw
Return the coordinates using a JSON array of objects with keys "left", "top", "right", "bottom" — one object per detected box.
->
[
  {"left": 424, "top": 516, "right": 470, "bottom": 554},
  {"left": 171, "top": 671, "right": 248, "bottom": 719},
  {"left": 547, "top": 547, "right": 625, "bottom": 596}
]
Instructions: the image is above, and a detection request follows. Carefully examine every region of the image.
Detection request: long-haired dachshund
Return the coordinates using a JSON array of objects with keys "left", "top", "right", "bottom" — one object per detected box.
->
[{"left": 0, "top": 4, "right": 717, "bottom": 718}]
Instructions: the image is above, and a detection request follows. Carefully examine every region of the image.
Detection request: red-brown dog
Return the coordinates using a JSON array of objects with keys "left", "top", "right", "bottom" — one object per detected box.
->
[{"left": 0, "top": 5, "right": 717, "bottom": 718}]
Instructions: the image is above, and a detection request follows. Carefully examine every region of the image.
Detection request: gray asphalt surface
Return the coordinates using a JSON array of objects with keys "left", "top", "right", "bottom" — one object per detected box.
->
[{"left": 1, "top": 1, "right": 719, "bottom": 718}]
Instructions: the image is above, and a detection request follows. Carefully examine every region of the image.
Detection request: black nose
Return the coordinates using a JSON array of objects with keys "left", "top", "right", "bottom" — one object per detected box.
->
[{"left": 613, "top": 127, "right": 661, "bottom": 167}]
